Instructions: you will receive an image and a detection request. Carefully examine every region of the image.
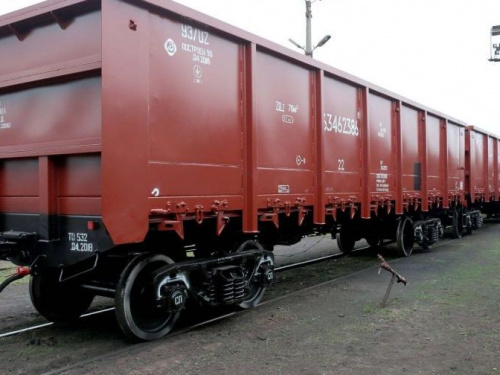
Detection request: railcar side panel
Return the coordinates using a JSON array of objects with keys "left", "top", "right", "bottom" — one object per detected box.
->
[
  {"left": 147, "top": 12, "right": 243, "bottom": 198},
  {"left": 466, "top": 127, "right": 500, "bottom": 203},
  {"left": 488, "top": 136, "right": 496, "bottom": 200},
  {"left": 467, "top": 129, "right": 487, "bottom": 203},
  {"left": 446, "top": 122, "right": 465, "bottom": 198},
  {"left": 0, "top": 1, "right": 105, "bottom": 267},
  {"left": 322, "top": 76, "right": 362, "bottom": 201},
  {"left": 56, "top": 153, "right": 102, "bottom": 215},
  {"left": 368, "top": 94, "right": 396, "bottom": 200},
  {"left": 425, "top": 115, "right": 442, "bottom": 195},
  {"left": 400, "top": 106, "right": 422, "bottom": 196},
  {"left": 0, "top": 77, "right": 101, "bottom": 158},
  {"left": 0, "top": 4, "right": 101, "bottom": 89},
  {"left": 102, "top": 0, "right": 152, "bottom": 244},
  {"left": 255, "top": 51, "right": 315, "bottom": 206},
  {"left": 497, "top": 139, "right": 500, "bottom": 200}
]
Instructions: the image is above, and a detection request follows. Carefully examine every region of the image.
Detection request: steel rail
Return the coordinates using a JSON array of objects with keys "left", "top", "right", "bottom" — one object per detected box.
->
[
  {"left": 0, "top": 307, "right": 115, "bottom": 339},
  {"left": 274, "top": 245, "right": 372, "bottom": 272}
]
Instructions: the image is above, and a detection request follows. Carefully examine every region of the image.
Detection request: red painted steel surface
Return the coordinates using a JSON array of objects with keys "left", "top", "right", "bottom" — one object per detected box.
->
[
  {"left": 57, "top": 154, "right": 101, "bottom": 215},
  {"left": 496, "top": 139, "right": 500, "bottom": 200},
  {"left": 254, "top": 52, "right": 314, "bottom": 206},
  {"left": 466, "top": 126, "right": 500, "bottom": 203},
  {"left": 242, "top": 43, "right": 258, "bottom": 233},
  {"left": 101, "top": 0, "right": 150, "bottom": 244},
  {"left": 488, "top": 137, "right": 495, "bottom": 199},
  {"left": 425, "top": 115, "right": 443, "bottom": 197},
  {"left": 368, "top": 93, "right": 396, "bottom": 203},
  {"left": 446, "top": 122, "right": 465, "bottom": 203},
  {"left": 0, "top": 1, "right": 101, "bottom": 89},
  {"left": 400, "top": 106, "right": 422, "bottom": 199},
  {"left": 0, "top": 158, "right": 39, "bottom": 213},
  {"left": 147, "top": 10, "right": 243, "bottom": 196},
  {"left": 467, "top": 128, "right": 487, "bottom": 202},
  {"left": 0, "top": 0, "right": 102, "bottom": 223},
  {"left": 322, "top": 76, "right": 362, "bottom": 203},
  {"left": 0, "top": 77, "right": 101, "bottom": 158}
]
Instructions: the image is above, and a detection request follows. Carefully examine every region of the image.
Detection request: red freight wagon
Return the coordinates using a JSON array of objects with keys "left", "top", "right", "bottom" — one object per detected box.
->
[
  {"left": 336, "top": 95, "right": 480, "bottom": 256},
  {"left": 0, "top": 0, "right": 492, "bottom": 340},
  {"left": 466, "top": 126, "right": 500, "bottom": 219}
]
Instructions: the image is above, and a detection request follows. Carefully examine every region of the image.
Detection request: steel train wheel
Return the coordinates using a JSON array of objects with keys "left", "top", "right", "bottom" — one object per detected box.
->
[
  {"left": 451, "top": 208, "right": 464, "bottom": 239},
  {"left": 30, "top": 271, "right": 94, "bottom": 323},
  {"left": 115, "top": 254, "right": 180, "bottom": 341},
  {"left": 237, "top": 240, "right": 273, "bottom": 310},
  {"left": 396, "top": 216, "right": 414, "bottom": 257},
  {"left": 336, "top": 229, "right": 355, "bottom": 254}
]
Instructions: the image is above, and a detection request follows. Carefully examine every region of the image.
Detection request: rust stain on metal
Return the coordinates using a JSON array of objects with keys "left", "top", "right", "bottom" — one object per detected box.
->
[{"left": 377, "top": 254, "right": 407, "bottom": 285}]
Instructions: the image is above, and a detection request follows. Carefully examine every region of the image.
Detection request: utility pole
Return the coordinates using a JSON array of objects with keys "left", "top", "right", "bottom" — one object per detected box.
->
[
  {"left": 305, "top": 0, "right": 313, "bottom": 56},
  {"left": 289, "top": 0, "right": 331, "bottom": 58}
]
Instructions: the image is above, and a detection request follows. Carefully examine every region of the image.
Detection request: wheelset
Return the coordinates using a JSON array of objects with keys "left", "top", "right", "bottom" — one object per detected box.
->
[{"left": 115, "top": 254, "right": 181, "bottom": 341}]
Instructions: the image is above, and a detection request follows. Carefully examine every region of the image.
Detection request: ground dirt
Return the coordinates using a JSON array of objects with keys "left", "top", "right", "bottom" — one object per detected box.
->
[{"left": 1, "top": 226, "right": 499, "bottom": 375}]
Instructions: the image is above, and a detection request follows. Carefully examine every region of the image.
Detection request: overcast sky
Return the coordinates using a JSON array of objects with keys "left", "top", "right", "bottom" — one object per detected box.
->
[{"left": 2, "top": 0, "right": 500, "bottom": 135}]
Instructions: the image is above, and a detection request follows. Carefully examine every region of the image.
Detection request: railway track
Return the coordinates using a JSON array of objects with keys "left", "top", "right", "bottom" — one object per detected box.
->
[
  {"left": 0, "top": 307, "right": 116, "bottom": 339},
  {"left": 0, "top": 236, "right": 457, "bottom": 375},
  {"left": 0, "top": 237, "right": 457, "bottom": 340},
  {"left": 0, "top": 244, "right": 370, "bottom": 339},
  {"left": 38, "top": 250, "right": 381, "bottom": 375}
]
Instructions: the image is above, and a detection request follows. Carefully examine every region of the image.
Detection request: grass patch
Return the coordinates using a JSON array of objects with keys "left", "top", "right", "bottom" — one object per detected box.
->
[
  {"left": 409, "top": 249, "right": 500, "bottom": 310},
  {"left": 363, "top": 304, "right": 377, "bottom": 314}
]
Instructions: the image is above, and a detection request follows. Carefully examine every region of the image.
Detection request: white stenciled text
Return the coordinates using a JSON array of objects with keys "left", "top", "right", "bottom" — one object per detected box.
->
[
  {"left": 323, "top": 113, "right": 359, "bottom": 136},
  {"left": 0, "top": 103, "right": 12, "bottom": 129},
  {"left": 276, "top": 100, "right": 299, "bottom": 124},
  {"left": 68, "top": 232, "right": 94, "bottom": 252},
  {"left": 181, "top": 24, "right": 210, "bottom": 45}
]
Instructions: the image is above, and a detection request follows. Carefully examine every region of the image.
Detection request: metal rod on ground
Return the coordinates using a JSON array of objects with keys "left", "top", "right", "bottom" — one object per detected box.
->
[
  {"left": 377, "top": 254, "right": 407, "bottom": 307},
  {"left": 381, "top": 274, "right": 396, "bottom": 308}
]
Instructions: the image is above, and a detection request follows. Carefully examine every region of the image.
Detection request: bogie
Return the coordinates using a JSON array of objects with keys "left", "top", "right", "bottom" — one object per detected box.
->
[{"left": 111, "top": 239, "right": 274, "bottom": 340}]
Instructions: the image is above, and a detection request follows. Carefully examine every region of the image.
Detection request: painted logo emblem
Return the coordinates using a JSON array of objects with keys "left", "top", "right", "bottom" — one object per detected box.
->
[
  {"left": 193, "top": 65, "right": 203, "bottom": 79},
  {"left": 296, "top": 155, "right": 306, "bottom": 166},
  {"left": 282, "top": 115, "right": 294, "bottom": 124},
  {"left": 164, "top": 38, "right": 177, "bottom": 56}
]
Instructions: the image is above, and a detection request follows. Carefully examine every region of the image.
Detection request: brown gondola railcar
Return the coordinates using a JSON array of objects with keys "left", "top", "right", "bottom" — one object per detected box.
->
[
  {"left": 0, "top": 0, "right": 496, "bottom": 340},
  {"left": 466, "top": 126, "right": 500, "bottom": 220}
]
